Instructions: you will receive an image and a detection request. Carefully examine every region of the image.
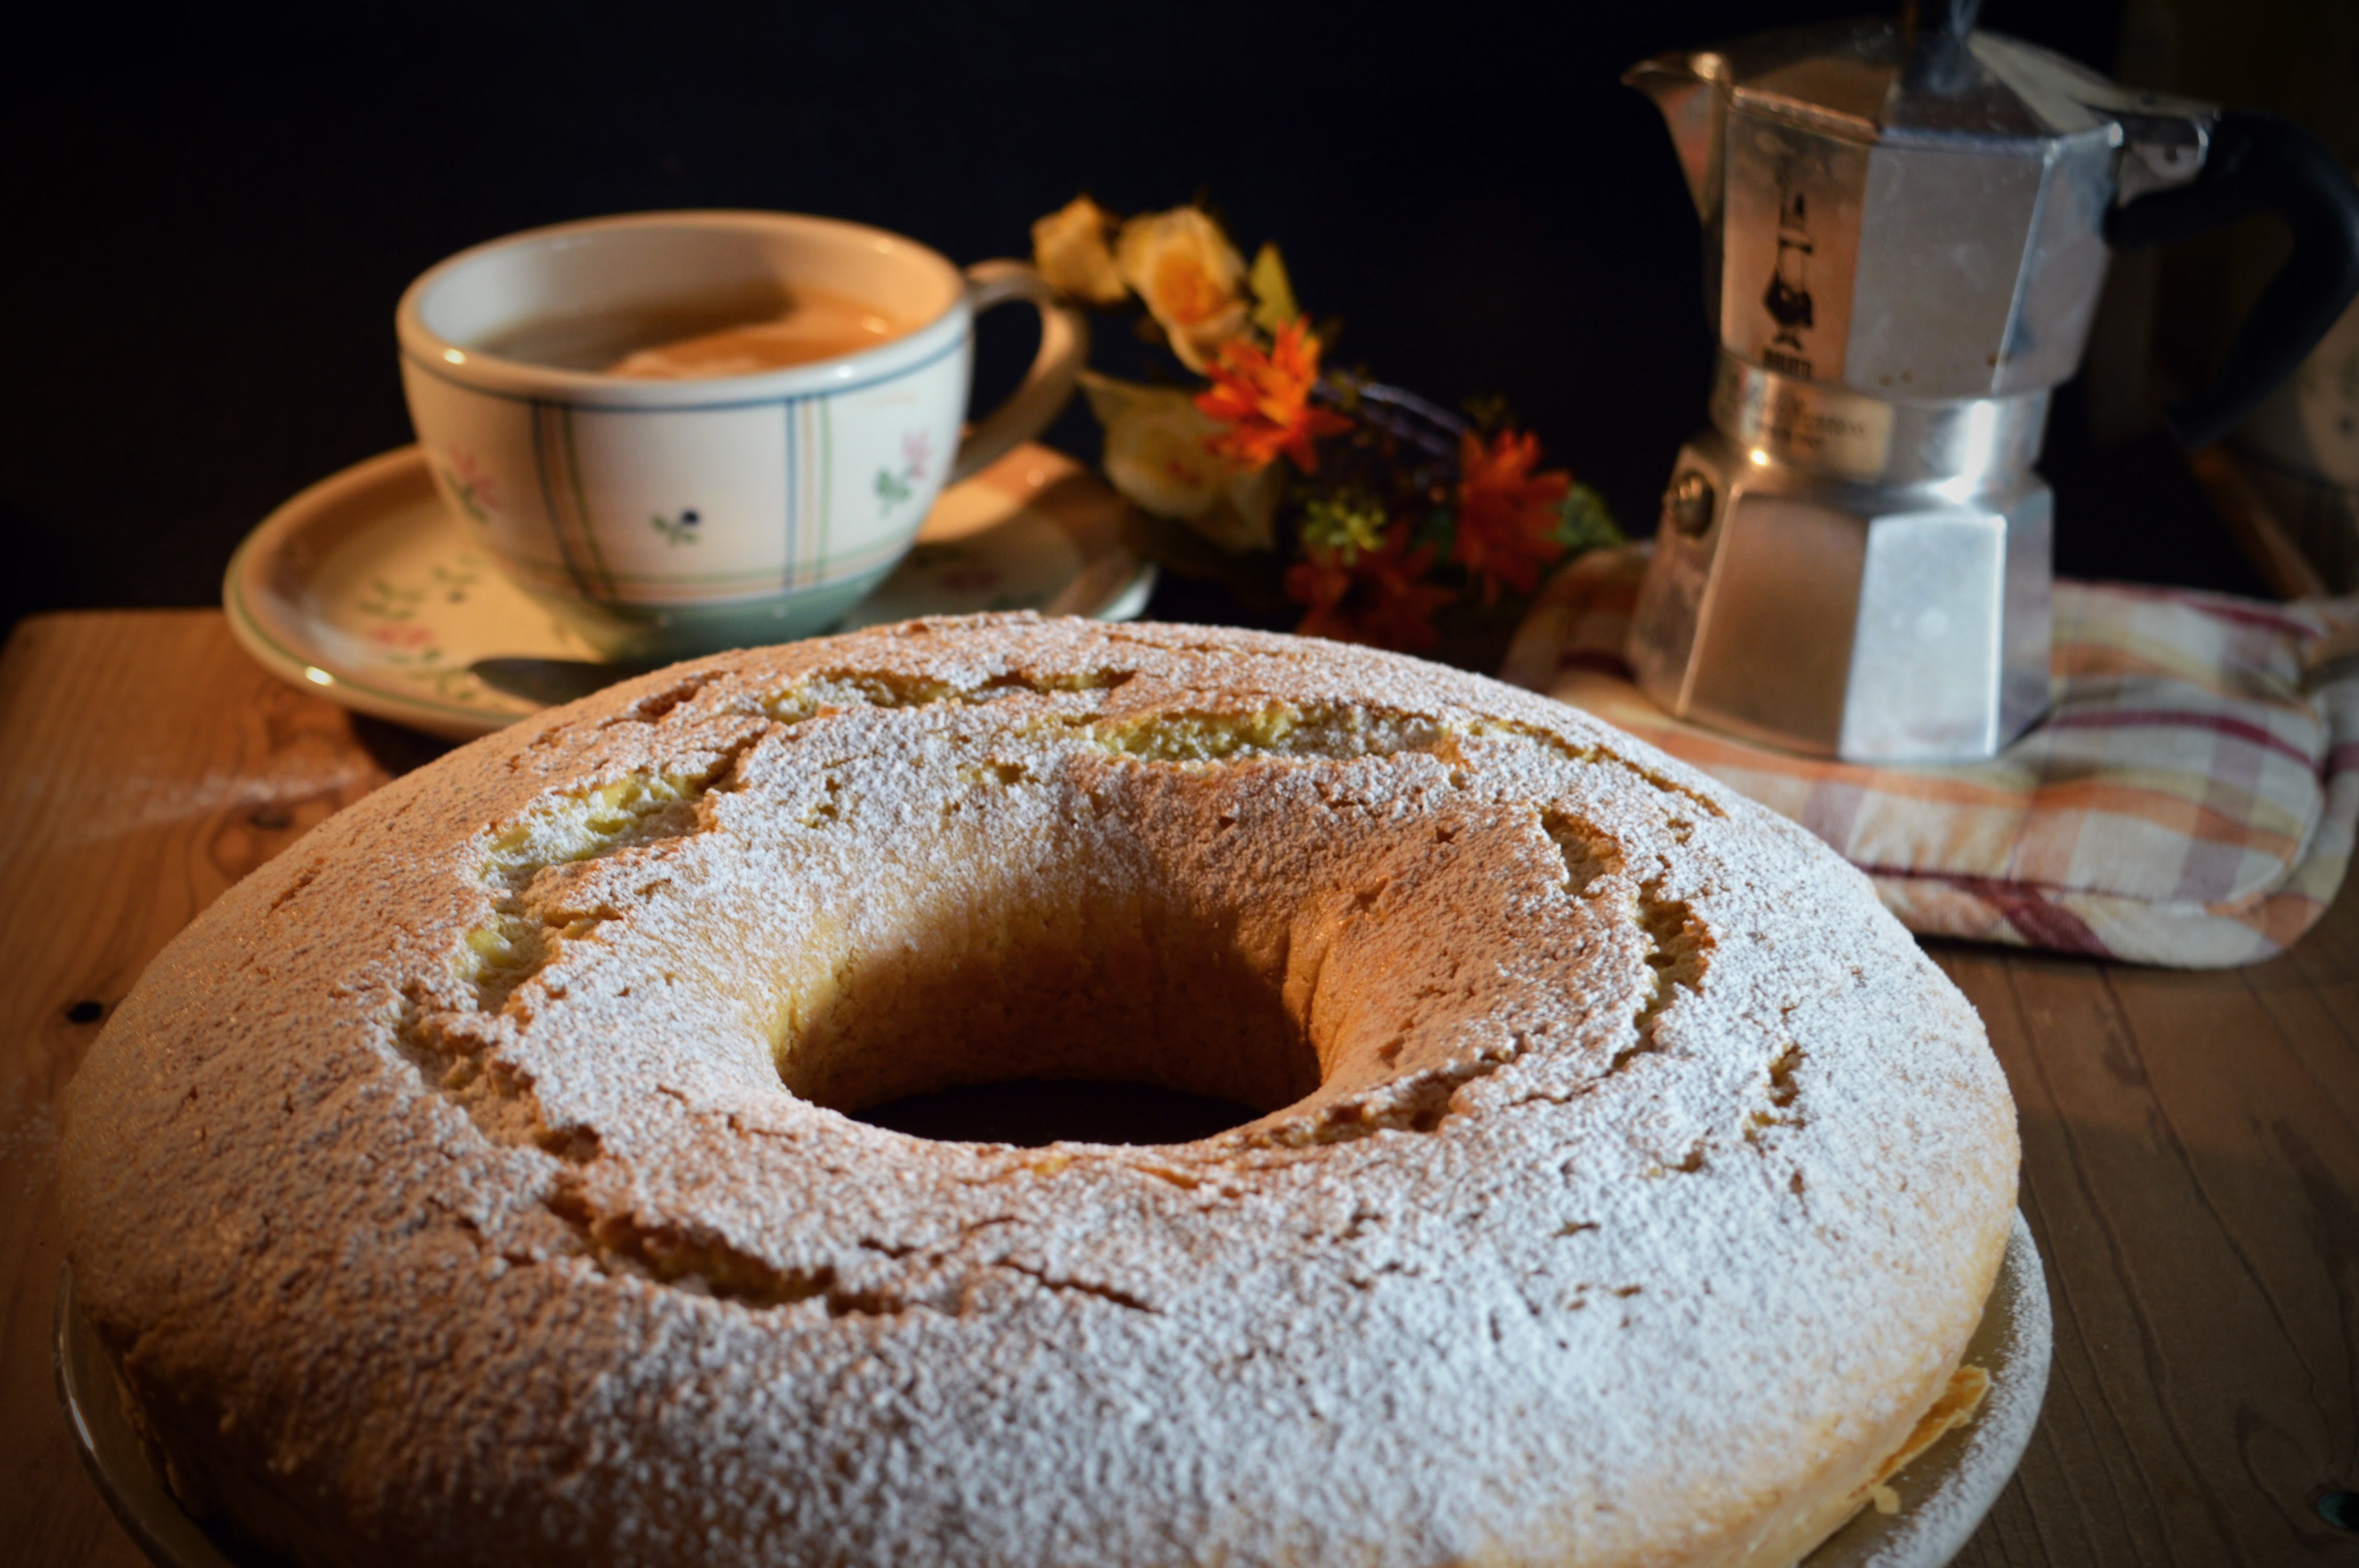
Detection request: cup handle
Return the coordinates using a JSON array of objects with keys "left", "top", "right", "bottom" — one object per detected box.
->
[{"left": 948, "top": 260, "right": 1088, "bottom": 485}]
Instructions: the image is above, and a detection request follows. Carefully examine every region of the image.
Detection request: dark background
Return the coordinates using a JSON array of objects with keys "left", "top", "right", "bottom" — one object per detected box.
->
[{"left": 2, "top": 0, "right": 2269, "bottom": 643}]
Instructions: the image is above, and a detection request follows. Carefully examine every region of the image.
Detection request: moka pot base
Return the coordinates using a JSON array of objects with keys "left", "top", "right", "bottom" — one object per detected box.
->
[{"left": 1627, "top": 353, "right": 2053, "bottom": 765}]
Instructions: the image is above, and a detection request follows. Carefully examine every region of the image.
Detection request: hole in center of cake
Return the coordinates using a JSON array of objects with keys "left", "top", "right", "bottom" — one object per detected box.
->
[
  {"left": 849, "top": 1079, "right": 1262, "bottom": 1146},
  {"left": 771, "top": 881, "right": 1321, "bottom": 1144}
]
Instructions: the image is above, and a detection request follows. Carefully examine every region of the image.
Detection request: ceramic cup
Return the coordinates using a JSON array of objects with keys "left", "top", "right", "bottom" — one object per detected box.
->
[{"left": 396, "top": 210, "right": 1085, "bottom": 658}]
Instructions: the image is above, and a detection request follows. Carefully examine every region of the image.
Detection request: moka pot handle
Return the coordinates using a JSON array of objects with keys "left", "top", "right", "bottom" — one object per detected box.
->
[{"left": 2104, "top": 110, "right": 2359, "bottom": 450}]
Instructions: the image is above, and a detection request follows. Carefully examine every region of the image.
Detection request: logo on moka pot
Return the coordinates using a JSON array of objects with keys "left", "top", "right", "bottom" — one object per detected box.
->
[
  {"left": 1764, "top": 182, "right": 1812, "bottom": 377},
  {"left": 1761, "top": 184, "right": 1816, "bottom": 378}
]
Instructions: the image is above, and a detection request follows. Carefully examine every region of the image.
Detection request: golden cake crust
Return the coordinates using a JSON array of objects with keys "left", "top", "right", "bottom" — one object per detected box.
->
[{"left": 61, "top": 615, "right": 2017, "bottom": 1567}]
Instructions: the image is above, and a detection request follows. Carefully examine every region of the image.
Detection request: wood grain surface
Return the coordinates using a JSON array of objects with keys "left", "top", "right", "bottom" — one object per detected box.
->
[{"left": 3, "top": 609, "right": 2354, "bottom": 1567}]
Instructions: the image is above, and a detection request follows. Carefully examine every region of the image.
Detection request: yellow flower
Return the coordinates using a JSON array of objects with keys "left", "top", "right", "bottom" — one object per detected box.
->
[
  {"left": 1030, "top": 196, "right": 1127, "bottom": 306},
  {"left": 1116, "top": 206, "right": 1251, "bottom": 372},
  {"left": 1082, "top": 373, "right": 1280, "bottom": 551}
]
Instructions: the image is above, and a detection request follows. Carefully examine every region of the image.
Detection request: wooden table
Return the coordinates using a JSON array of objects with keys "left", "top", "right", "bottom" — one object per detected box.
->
[{"left": 5, "top": 610, "right": 2355, "bottom": 1567}]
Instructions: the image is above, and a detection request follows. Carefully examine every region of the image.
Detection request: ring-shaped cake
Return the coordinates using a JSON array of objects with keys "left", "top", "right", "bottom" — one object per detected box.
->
[{"left": 61, "top": 616, "right": 2017, "bottom": 1567}]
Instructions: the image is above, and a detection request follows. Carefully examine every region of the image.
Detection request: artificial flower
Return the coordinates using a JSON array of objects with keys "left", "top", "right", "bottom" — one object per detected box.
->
[
  {"left": 1287, "top": 522, "right": 1456, "bottom": 651},
  {"left": 1116, "top": 206, "right": 1252, "bottom": 371},
  {"left": 1083, "top": 373, "right": 1281, "bottom": 551},
  {"left": 1031, "top": 195, "right": 1128, "bottom": 306},
  {"left": 1195, "top": 318, "right": 1353, "bottom": 474},
  {"left": 1056, "top": 194, "right": 1619, "bottom": 661},
  {"left": 1451, "top": 428, "right": 1574, "bottom": 601}
]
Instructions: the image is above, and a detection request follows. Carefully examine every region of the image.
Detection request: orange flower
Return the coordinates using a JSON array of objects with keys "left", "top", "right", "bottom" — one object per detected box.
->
[
  {"left": 1286, "top": 522, "right": 1455, "bottom": 652},
  {"left": 1194, "top": 318, "right": 1352, "bottom": 474},
  {"left": 1452, "top": 428, "right": 1574, "bottom": 600}
]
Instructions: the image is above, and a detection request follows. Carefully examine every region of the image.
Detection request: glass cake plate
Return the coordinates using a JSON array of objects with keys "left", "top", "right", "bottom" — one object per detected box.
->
[{"left": 57, "top": 1213, "right": 2049, "bottom": 1568}]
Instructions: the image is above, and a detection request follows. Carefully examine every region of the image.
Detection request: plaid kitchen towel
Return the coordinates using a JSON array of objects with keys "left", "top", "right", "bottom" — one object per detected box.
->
[{"left": 1502, "top": 546, "right": 2359, "bottom": 967}]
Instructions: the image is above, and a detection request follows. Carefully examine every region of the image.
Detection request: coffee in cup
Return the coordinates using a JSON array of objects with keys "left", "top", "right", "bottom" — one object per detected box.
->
[{"left": 479, "top": 285, "right": 911, "bottom": 379}]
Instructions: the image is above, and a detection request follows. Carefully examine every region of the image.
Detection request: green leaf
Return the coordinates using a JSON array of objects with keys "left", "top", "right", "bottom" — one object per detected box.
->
[
  {"left": 1555, "top": 482, "right": 1624, "bottom": 554},
  {"left": 1460, "top": 394, "right": 1514, "bottom": 435},
  {"left": 1249, "top": 243, "right": 1300, "bottom": 334},
  {"left": 1415, "top": 506, "right": 1458, "bottom": 555}
]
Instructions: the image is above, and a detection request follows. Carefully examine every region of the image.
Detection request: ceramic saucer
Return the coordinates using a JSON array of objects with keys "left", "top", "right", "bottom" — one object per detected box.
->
[
  {"left": 224, "top": 443, "right": 1156, "bottom": 740},
  {"left": 56, "top": 1217, "right": 2049, "bottom": 1568}
]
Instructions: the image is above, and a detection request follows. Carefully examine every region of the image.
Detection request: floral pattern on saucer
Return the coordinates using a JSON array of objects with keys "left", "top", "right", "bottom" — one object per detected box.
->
[
  {"left": 226, "top": 444, "right": 1154, "bottom": 740},
  {"left": 349, "top": 557, "right": 494, "bottom": 703}
]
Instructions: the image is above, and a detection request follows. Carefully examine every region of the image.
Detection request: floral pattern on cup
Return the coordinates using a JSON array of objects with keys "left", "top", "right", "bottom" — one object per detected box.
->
[
  {"left": 438, "top": 446, "right": 501, "bottom": 525},
  {"left": 651, "top": 508, "right": 702, "bottom": 548},
  {"left": 875, "top": 430, "right": 935, "bottom": 514}
]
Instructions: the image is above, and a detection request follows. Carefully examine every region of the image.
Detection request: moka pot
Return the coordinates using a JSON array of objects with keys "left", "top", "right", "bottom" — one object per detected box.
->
[{"left": 1624, "top": 0, "right": 2359, "bottom": 762}]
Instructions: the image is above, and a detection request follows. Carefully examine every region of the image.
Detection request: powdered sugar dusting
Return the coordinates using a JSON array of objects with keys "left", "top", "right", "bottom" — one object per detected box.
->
[{"left": 58, "top": 615, "right": 2019, "bottom": 1568}]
